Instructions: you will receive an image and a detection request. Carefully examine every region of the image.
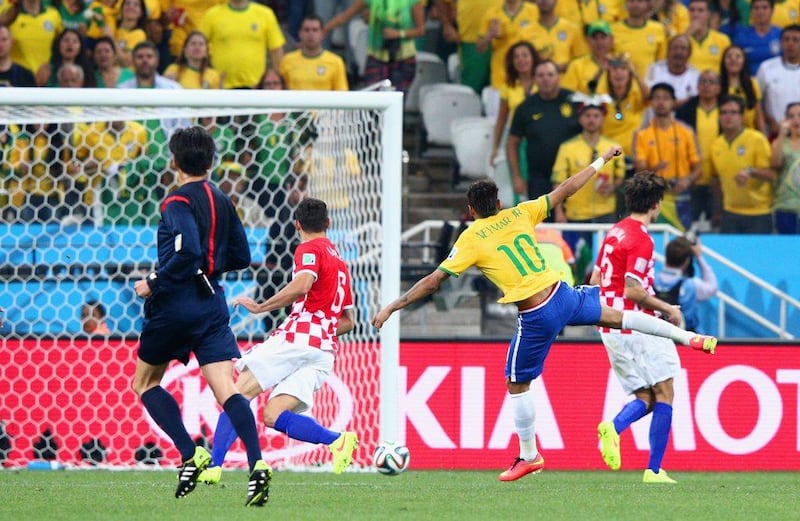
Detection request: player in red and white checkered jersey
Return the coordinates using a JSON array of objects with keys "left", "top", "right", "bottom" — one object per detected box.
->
[
  {"left": 590, "top": 171, "right": 708, "bottom": 484},
  {"left": 198, "top": 198, "right": 359, "bottom": 489}
]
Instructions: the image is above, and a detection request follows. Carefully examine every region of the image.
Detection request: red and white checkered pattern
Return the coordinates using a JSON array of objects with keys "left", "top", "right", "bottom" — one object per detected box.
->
[
  {"left": 273, "top": 237, "right": 353, "bottom": 352},
  {"left": 596, "top": 217, "right": 656, "bottom": 334}
]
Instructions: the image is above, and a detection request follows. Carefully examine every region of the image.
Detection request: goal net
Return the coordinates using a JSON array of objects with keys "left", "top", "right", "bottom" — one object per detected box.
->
[{"left": 0, "top": 88, "right": 403, "bottom": 470}]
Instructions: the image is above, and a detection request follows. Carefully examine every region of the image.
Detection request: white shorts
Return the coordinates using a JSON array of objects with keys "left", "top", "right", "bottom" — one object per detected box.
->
[
  {"left": 236, "top": 334, "right": 334, "bottom": 413},
  {"left": 600, "top": 332, "right": 681, "bottom": 395}
]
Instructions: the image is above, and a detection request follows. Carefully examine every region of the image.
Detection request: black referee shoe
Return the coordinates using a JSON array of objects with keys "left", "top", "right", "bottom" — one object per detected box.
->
[
  {"left": 245, "top": 460, "right": 273, "bottom": 507},
  {"left": 175, "top": 446, "right": 212, "bottom": 499}
]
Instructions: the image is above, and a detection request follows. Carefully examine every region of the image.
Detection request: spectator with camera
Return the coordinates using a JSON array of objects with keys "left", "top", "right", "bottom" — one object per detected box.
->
[{"left": 654, "top": 236, "right": 718, "bottom": 332}]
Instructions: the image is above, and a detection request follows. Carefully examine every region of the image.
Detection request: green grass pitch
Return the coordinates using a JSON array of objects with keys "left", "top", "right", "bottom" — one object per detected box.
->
[{"left": 1, "top": 469, "right": 795, "bottom": 520}]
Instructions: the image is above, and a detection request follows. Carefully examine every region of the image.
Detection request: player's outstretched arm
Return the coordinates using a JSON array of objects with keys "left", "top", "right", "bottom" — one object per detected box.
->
[
  {"left": 548, "top": 145, "right": 622, "bottom": 209},
  {"left": 372, "top": 269, "right": 450, "bottom": 329},
  {"left": 233, "top": 273, "right": 315, "bottom": 314}
]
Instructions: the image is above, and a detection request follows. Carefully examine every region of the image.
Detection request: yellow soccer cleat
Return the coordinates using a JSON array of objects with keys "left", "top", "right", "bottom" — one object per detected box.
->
[
  {"left": 643, "top": 468, "right": 677, "bottom": 484},
  {"left": 245, "top": 460, "right": 273, "bottom": 507},
  {"left": 688, "top": 335, "right": 717, "bottom": 354},
  {"left": 197, "top": 465, "right": 222, "bottom": 485},
  {"left": 329, "top": 431, "right": 359, "bottom": 474},
  {"left": 597, "top": 421, "right": 621, "bottom": 471}
]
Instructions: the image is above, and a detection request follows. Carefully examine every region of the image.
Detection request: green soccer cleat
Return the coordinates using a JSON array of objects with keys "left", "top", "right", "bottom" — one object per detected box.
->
[
  {"left": 643, "top": 468, "right": 677, "bottom": 484},
  {"left": 328, "top": 431, "right": 359, "bottom": 474},
  {"left": 175, "top": 446, "right": 212, "bottom": 499},
  {"left": 197, "top": 465, "right": 222, "bottom": 485},
  {"left": 245, "top": 460, "right": 273, "bottom": 507},
  {"left": 597, "top": 421, "right": 621, "bottom": 470}
]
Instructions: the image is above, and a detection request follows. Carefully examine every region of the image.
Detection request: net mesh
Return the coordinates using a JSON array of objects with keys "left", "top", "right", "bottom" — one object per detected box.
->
[{"left": 0, "top": 103, "right": 385, "bottom": 470}]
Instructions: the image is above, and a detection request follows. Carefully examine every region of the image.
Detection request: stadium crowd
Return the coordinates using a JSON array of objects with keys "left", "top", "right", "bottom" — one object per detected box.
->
[{"left": 0, "top": 0, "right": 798, "bottom": 235}]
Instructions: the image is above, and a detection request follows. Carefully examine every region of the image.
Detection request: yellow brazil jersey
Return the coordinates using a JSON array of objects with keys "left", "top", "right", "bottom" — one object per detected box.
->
[
  {"left": 8, "top": 6, "right": 63, "bottom": 73},
  {"left": 6, "top": 125, "right": 55, "bottom": 204},
  {"left": 200, "top": 2, "right": 285, "bottom": 89},
  {"left": 163, "top": 63, "right": 222, "bottom": 88},
  {"left": 596, "top": 78, "right": 647, "bottom": 156},
  {"left": 522, "top": 17, "right": 589, "bottom": 70},
  {"left": 438, "top": 196, "right": 562, "bottom": 304},
  {"left": 772, "top": 0, "right": 800, "bottom": 28},
  {"left": 611, "top": 20, "right": 667, "bottom": 79},
  {"left": 70, "top": 121, "right": 148, "bottom": 204},
  {"left": 551, "top": 135, "right": 625, "bottom": 220},
  {"left": 556, "top": 0, "right": 622, "bottom": 28},
  {"left": 279, "top": 49, "right": 348, "bottom": 91},
  {"left": 633, "top": 120, "right": 700, "bottom": 182},
  {"left": 168, "top": 0, "right": 225, "bottom": 57},
  {"left": 479, "top": 2, "right": 540, "bottom": 89},
  {"left": 115, "top": 27, "right": 147, "bottom": 55},
  {"left": 710, "top": 129, "right": 773, "bottom": 215},
  {"left": 499, "top": 81, "right": 536, "bottom": 115},
  {"left": 85, "top": 1, "right": 117, "bottom": 40},
  {"left": 728, "top": 79, "right": 762, "bottom": 130},
  {"left": 458, "top": 0, "right": 502, "bottom": 42},
  {"left": 694, "top": 105, "right": 719, "bottom": 186},
  {"left": 689, "top": 30, "right": 731, "bottom": 74},
  {"left": 561, "top": 54, "right": 603, "bottom": 94},
  {"left": 656, "top": 3, "right": 689, "bottom": 36}
]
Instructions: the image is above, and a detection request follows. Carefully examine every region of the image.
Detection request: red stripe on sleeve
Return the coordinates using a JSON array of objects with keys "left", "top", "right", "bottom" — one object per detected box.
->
[
  {"left": 203, "top": 182, "right": 217, "bottom": 274},
  {"left": 160, "top": 195, "right": 190, "bottom": 213}
]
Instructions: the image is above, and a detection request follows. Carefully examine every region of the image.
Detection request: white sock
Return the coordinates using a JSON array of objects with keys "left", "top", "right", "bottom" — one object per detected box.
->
[
  {"left": 622, "top": 311, "right": 693, "bottom": 345},
  {"left": 510, "top": 390, "right": 537, "bottom": 460}
]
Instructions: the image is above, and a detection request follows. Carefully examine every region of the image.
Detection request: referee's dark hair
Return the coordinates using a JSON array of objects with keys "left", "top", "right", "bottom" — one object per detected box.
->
[
  {"left": 296, "top": 198, "right": 329, "bottom": 233},
  {"left": 169, "top": 126, "right": 215, "bottom": 176}
]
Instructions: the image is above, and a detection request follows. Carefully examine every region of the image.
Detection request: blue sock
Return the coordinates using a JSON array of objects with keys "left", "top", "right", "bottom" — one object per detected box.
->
[
  {"left": 210, "top": 412, "right": 239, "bottom": 467},
  {"left": 613, "top": 399, "right": 649, "bottom": 434},
  {"left": 273, "top": 410, "right": 339, "bottom": 445},
  {"left": 222, "top": 394, "right": 262, "bottom": 470},
  {"left": 648, "top": 402, "right": 673, "bottom": 473},
  {"left": 141, "top": 386, "right": 195, "bottom": 461}
]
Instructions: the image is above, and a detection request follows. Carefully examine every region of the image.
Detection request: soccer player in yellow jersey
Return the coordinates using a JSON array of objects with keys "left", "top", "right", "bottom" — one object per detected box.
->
[
  {"left": 612, "top": 0, "right": 668, "bottom": 78},
  {"left": 372, "top": 146, "right": 717, "bottom": 482},
  {"left": 280, "top": 15, "right": 347, "bottom": 91},
  {"left": 686, "top": 0, "right": 731, "bottom": 73},
  {"left": 200, "top": 0, "right": 285, "bottom": 88},
  {"left": 477, "top": 0, "right": 540, "bottom": 89},
  {"left": 0, "top": 0, "right": 63, "bottom": 73},
  {"left": 523, "top": 0, "right": 588, "bottom": 72},
  {"left": 710, "top": 96, "right": 775, "bottom": 233}
]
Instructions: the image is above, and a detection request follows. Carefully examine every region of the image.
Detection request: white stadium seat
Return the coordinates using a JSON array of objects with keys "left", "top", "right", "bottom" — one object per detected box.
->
[
  {"left": 447, "top": 52, "right": 460, "bottom": 83},
  {"left": 450, "top": 116, "right": 494, "bottom": 179},
  {"left": 348, "top": 18, "right": 369, "bottom": 77},
  {"left": 419, "top": 83, "right": 482, "bottom": 146},
  {"left": 481, "top": 86, "right": 501, "bottom": 121},
  {"left": 405, "top": 52, "right": 448, "bottom": 113}
]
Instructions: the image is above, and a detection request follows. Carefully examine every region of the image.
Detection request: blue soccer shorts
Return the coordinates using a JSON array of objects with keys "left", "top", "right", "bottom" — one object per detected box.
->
[{"left": 505, "top": 282, "right": 602, "bottom": 383}]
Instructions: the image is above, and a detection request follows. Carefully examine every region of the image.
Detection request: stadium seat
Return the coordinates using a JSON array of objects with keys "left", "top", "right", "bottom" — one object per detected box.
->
[
  {"left": 488, "top": 156, "right": 516, "bottom": 209},
  {"left": 450, "top": 116, "right": 494, "bottom": 179},
  {"left": 347, "top": 18, "right": 369, "bottom": 78},
  {"left": 405, "top": 52, "right": 448, "bottom": 113},
  {"left": 419, "top": 83, "right": 482, "bottom": 146},
  {"left": 447, "top": 52, "right": 460, "bottom": 83},
  {"left": 481, "top": 86, "right": 501, "bottom": 121}
]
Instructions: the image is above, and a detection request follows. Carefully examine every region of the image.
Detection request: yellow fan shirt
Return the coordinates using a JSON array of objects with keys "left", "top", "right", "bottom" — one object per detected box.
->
[
  {"left": 200, "top": 2, "right": 285, "bottom": 88},
  {"left": 479, "top": 2, "right": 540, "bottom": 89},
  {"left": 710, "top": 129, "right": 773, "bottom": 215},
  {"left": 279, "top": 49, "right": 349, "bottom": 91},
  {"left": 551, "top": 134, "right": 625, "bottom": 220}
]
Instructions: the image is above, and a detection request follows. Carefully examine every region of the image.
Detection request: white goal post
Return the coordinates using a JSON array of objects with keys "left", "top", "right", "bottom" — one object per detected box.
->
[{"left": 0, "top": 88, "right": 402, "bottom": 468}]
